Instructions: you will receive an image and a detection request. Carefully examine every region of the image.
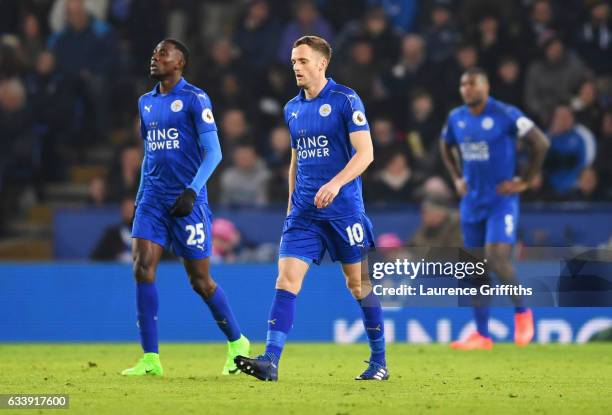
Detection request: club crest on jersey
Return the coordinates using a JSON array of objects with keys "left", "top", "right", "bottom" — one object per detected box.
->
[
  {"left": 171, "top": 99, "right": 183, "bottom": 112},
  {"left": 352, "top": 110, "right": 367, "bottom": 126},
  {"left": 481, "top": 117, "right": 494, "bottom": 130},
  {"left": 319, "top": 103, "right": 332, "bottom": 117},
  {"left": 202, "top": 108, "right": 214, "bottom": 124}
]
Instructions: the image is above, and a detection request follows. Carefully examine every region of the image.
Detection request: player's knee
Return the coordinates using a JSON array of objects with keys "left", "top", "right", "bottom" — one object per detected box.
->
[
  {"left": 485, "top": 250, "right": 510, "bottom": 274},
  {"left": 275, "top": 273, "right": 301, "bottom": 294},
  {"left": 133, "top": 254, "right": 155, "bottom": 283},
  {"left": 346, "top": 278, "right": 363, "bottom": 299},
  {"left": 189, "top": 273, "right": 216, "bottom": 298}
]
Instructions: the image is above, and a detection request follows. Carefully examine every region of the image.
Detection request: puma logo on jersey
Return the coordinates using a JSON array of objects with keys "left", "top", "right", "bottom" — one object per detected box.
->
[{"left": 144, "top": 105, "right": 152, "bottom": 112}]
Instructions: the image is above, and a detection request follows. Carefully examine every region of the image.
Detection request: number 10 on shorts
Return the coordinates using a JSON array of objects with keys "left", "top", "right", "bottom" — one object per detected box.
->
[
  {"left": 186, "top": 223, "right": 205, "bottom": 245},
  {"left": 345, "top": 223, "right": 364, "bottom": 246}
]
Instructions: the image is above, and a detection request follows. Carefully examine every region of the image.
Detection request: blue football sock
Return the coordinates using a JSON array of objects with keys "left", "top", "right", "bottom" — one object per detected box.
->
[
  {"left": 136, "top": 282, "right": 159, "bottom": 354},
  {"left": 358, "top": 291, "right": 386, "bottom": 366},
  {"left": 203, "top": 285, "right": 241, "bottom": 342},
  {"left": 474, "top": 306, "right": 490, "bottom": 338},
  {"left": 515, "top": 306, "right": 528, "bottom": 314},
  {"left": 264, "top": 289, "right": 297, "bottom": 362}
]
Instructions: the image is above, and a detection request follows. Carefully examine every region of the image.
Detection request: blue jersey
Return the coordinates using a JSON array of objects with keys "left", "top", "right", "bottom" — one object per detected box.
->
[
  {"left": 284, "top": 78, "right": 370, "bottom": 220},
  {"left": 138, "top": 77, "right": 217, "bottom": 204},
  {"left": 442, "top": 97, "right": 535, "bottom": 222}
]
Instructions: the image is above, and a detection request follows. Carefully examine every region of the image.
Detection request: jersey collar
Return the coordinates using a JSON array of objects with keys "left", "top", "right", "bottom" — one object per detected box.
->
[
  {"left": 151, "top": 77, "right": 187, "bottom": 96},
  {"left": 299, "top": 77, "right": 335, "bottom": 101}
]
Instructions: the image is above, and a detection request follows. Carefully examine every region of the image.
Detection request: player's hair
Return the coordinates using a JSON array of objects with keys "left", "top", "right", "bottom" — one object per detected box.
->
[
  {"left": 163, "top": 38, "right": 190, "bottom": 70},
  {"left": 293, "top": 35, "right": 332, "bottom": 64},
  {"left": 462, "top": 67, "right": 489, "bottom": 83}
]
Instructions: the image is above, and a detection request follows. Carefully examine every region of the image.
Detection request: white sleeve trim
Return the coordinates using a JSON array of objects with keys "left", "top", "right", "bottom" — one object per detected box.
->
[
  {"left": 575, "top": 124, "right": 597, "bottom": 166},
  {"left": 516, "top": 116, "right": 535, "bottom": 137}
]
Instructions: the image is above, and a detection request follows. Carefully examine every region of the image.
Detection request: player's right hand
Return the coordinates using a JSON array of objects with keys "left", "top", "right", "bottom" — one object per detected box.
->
[
  {"left": 454, "top": 178, "right": 467, "bottom": 197},
  {"left": 169, "top": 188, "right": 196, "bottom": 217}
]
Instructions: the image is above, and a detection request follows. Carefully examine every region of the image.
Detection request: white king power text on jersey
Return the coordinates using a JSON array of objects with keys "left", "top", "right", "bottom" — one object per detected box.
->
[
  {"left": 146, "top": 124, "right": 180, "bottom": 151},
  {"left": 296, "top": 135, "right": 330, "bottom": 160},
  {"left": 460, "top": 141, "right": 490, "bottom": 161}
]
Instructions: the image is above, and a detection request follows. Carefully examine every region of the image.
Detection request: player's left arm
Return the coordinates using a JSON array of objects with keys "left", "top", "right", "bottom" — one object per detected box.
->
[
  {"left": 170, "top": 92, "right": 222, "bottom": 217},
  {"left": 314, "top": 130, "right": 374, "bottom": 208},
  {"left": 497, "top": 113, "right": 550, "bottom": 195}
]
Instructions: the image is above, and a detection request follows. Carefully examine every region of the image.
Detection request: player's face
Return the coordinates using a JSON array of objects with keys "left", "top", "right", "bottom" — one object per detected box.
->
[
  {"left": 460, "top": 74, "right": 489, "bottom": 107},
  {"left": 150, "top": 41, "right": 183, "bottom": 80},
  {"left": 291, "top": 44, "right": 326, "bottom": 89}
]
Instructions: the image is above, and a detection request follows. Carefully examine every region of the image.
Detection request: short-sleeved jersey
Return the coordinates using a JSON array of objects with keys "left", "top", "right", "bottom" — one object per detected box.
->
[
  {"left": 138, "top": 77, "right": 217, "bottom": 204},
  {"left": 284, "top": 78, "right": 370, "bottom": 220},
  {"left": 441, "top": 97, "right": 534, "bottom": 222}
]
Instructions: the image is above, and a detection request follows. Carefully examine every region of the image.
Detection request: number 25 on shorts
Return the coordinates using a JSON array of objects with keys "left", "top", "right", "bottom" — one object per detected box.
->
[{"left": 185, "top": 223, "right": 205, "bottom": 245}]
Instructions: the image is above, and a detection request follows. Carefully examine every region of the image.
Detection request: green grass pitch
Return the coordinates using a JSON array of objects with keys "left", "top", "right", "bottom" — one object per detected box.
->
[{"left": 1, "top": 343, "right": 611, "bottom": 414}]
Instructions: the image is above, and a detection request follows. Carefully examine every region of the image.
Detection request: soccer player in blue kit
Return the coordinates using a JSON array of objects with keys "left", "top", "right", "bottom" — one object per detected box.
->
[
  {"left": 440, "top": 67, "right": 549, "bottom": 350},
  {"left": 121, "top": 39, "right": 250, "bottom": 376},
  {"left": 235, "top": 36, "right": 388, "bottom": 381}
]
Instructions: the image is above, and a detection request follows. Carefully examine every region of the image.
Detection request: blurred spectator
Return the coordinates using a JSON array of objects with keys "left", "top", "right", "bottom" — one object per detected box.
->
[
  {"left": 211, "top": 218, "right": 241, "bottom": 263},
  {"left": 524, "top": 36, "right": 588, "bottom": 123},
  {"left": 594, "top": 110, "right": 612, "bottom": 199},
  {"left": 253, "top": 63, "right": 293, "bottom": 133},
  {"left": 195, "top": 37, "right": 244, "bottom": 103},
  {"left": 334, "top": 6, "right": 401, "bottom": 70},
  {"left": 88, "top": 175, "right": 107, "bottom": 206},
  {"left": 366, "top": 153, "right": 421, "bottom": 203},
  {"left": 0, "top": 35, "right": 25, "bottom": 78},
  {"left": 219, "top": 108, "right": 251, "bottom": 160},
  {"left": 544, "top": 105, "right": 597, "bottom": 197},
  {"left": 573, "top": 0, "right": 612, "bottom": 75},
  {"left": 423, "top": 0, "right": 460, "bottom": 64},
  {"left": 48, "top": 0, "right": 117, "bottom": 142},
  {"left": 571, "top": 167, "right": 602, "bottom": 201},
  {"left": 521, "top": 0, "right": 559, "bottom": 57},
  {"left": 571, "top": 79, "right": 603, "bottom": 130},
  {"left": 318, "top": 0, "right": 367, "bottom": 31},
  {"left": 106, "top": 143, "right": 142, "bottom": 203},
  {"left": 403, "top": 89, "right": 443, "bottom": 175},
  {"left": 472, "top": 13, "right": 513, "bottom": 76},
  {"left": 369, "top": 116, "right": 404, "bottom": 173},
  {"left": 441, "top": 42, "right": 479, "bottom": 110},
  {"left": 367, "top": 0, "right": 419, "bottom": 33},
  {"left": 125, "top": 0, "right": 166, "bottom": 73},
  {"left": 20, "top": 14, "right": 45, "bottom": 70},
  {"left": 0, "top": 77, "right": 37, "bottom": 233},
  {"left": 407, "top": 192, "right": 462, "bottom": 247},
  {"left": 492, "top": 56, "right": 523, "bottom": 107},
  {"left": 268, "top": 162, "right": 290, "bottom": 204},
  {"left": 380, "top": 34, "right": 436, "bottom": 121},
  {"left": 233, "top": 0, "right": 282, "bottom": 77},
  {"left": 336, "top": 38, "right": 378, "bottom": 104},
  {"left": 265, "top": 125, "right": 291, "bottom": 169},
  {"left": 277, "top": 0, "right": 334, "bottom": 63},
  {"left": 90, "top": 196, "right": 134, "bottom": 262},
  {"left": 220, "top": 143, "right": 271, "bottom": 206},
  {"left": 49, "top": 0, "right": 109, "bottom": 32},
  {"left": 376, "top": 232, "right": 402, "bottom": 248},
  {"left": 25, "top": 50, "right": 78, "bottom": 181}
]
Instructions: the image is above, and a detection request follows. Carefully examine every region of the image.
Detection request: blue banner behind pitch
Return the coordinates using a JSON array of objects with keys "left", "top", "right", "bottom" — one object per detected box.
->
[{"left": 0, "top": 263, "right": 610, "bottom": 343}]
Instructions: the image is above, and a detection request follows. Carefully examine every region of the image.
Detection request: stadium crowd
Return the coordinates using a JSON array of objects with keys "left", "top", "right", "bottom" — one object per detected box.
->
[{"left": 0, "top": 0, "right": 611, "bottom": 235}]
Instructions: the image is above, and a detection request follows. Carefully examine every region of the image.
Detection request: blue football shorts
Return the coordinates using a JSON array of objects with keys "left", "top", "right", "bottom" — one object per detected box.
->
[
  {"left": 461, "top": 198, "right": 519, "bottom": 248},
  {"left": 132, "top": 196, "right": 213, "bottom": 260},
  {"left": 279, "top": 211, "right": 375, "bottom": 265}
]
